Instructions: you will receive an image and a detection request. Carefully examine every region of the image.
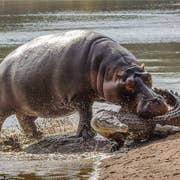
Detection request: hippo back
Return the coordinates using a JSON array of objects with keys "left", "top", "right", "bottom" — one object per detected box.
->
[{"left": 0, "top": 30, "right": 139, "bottom": 116}]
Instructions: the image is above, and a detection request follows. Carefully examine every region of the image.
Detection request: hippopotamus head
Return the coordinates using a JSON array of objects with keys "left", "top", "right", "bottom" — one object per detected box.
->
[{"left": 103, "top": 64, "right": 168, "bottom": 118}]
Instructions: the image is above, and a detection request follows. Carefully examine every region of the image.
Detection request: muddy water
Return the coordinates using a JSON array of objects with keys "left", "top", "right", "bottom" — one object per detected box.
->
[{"left": 0, "top": 0, "right": 180, "bottom": 179}]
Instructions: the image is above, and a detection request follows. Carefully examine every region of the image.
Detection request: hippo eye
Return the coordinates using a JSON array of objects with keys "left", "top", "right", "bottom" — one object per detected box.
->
[
  {"left": 116, "top": 74, "right": 122, "bottom": 80},
  {"left": 125, "top": 77, "right": 136, "bottom": 93},
  {"left": 116, "top": 71, "right": 125, "bottom": 81},
  {"left": 144, "top": 74, "right": 152, "bottom": 87}
]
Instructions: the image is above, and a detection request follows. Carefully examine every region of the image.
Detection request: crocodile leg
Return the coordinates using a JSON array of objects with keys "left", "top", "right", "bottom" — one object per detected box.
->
[{"left": 109, "top": 138, "right": 124, "bottom": 152}]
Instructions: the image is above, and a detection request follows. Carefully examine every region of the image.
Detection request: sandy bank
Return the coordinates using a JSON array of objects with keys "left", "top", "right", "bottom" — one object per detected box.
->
[{"left": 99, "top": 133, "right": 180, "bottom": 180}]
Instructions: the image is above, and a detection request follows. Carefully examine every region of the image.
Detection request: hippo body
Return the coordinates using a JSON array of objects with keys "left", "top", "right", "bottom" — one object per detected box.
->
[{"left": 0, "top": 30, "right": 168, "bottom": 139}]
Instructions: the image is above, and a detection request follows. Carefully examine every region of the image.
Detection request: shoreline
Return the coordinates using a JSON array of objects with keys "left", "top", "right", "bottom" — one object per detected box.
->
[{"left": 98, "top": 133, "right": 180, "bottom": 180}]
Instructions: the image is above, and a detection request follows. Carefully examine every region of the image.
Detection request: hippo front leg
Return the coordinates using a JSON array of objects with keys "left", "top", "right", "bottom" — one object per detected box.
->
[
  {"left": 76, "top": 103, "right": 96, "bottom": 139},
  {"left": 16, "top": 113, "right": 43, "bottom": 140}
]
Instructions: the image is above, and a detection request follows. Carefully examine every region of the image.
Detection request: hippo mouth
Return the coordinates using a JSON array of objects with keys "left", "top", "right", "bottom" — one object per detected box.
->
[
  {"left": 136, "top": 94, "right": 168, "bottom": 118},
  {"left": 129, "top": 75, "right": 169, "bottom": 118}
]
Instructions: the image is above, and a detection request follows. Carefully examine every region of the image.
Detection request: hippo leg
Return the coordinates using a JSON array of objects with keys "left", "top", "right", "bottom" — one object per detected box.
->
[
  {"left": 16, "top": 113, "right": 43, "bottom": 140},
  {"left": 74, "top": 98, "right": 96, "bottom": 139}
]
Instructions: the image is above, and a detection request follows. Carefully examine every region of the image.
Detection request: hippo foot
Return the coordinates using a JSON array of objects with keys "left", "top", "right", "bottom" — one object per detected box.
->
[
  {"left": 76, "top": 128, "right": 96, "bottom": 140},
  {"left": 27, "top": 131, "right": 43, "bottom": 141}
]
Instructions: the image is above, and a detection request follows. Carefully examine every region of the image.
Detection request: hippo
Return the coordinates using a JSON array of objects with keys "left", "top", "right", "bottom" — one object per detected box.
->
[{"left": 0, "top": 30, "right": 168, "bottom": 140}]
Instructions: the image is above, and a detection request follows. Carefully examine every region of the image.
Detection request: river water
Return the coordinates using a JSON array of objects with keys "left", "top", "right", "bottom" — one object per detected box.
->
[{"left": 0, "top": 0, "right": 180, "bottom": 179}]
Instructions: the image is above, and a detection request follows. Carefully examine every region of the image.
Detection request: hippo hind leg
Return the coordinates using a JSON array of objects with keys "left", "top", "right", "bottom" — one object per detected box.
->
[{"left": 16, "top": 113, "right": 43, "bottom": 140}]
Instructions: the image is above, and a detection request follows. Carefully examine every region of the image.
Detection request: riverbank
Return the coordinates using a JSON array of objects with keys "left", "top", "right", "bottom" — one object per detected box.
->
[{"left": 99, "top": 133, "right": 180, "bottom": 180}]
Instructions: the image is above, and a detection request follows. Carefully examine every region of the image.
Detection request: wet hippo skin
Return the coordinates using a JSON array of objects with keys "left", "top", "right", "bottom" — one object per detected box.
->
[{"left": 0, "top": 30, "right": 168, "bottom": 139}]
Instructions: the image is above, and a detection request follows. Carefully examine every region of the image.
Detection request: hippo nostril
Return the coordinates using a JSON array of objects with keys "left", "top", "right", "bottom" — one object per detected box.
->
[{"left": 157, "top": 100, "right": 162, "bottom": 105}]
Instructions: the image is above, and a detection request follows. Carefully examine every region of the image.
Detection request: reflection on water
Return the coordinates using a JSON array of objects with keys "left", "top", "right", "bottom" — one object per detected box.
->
[
  {"left": 0, "top": 152, "right": 100, "bottom": 179},
  {"left": 0, "top": 0, "right": 180, "bottom": 179}
]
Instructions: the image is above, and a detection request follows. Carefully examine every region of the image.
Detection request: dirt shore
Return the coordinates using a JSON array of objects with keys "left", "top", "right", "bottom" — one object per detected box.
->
[{"left": 99, "top": 133, "right": 180, "bottom": 180}]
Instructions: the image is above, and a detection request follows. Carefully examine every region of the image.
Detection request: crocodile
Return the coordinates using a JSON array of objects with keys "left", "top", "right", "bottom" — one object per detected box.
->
[{"left": 91, "top": 89, "right": 180, "bottom": 146}]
